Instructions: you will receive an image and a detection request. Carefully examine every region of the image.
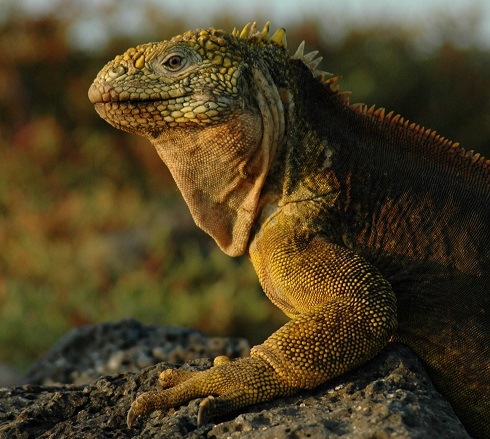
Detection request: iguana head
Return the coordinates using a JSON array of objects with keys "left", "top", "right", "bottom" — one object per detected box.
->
[{"left": 89, "top": 23, "right": 325, "bottom": 256}]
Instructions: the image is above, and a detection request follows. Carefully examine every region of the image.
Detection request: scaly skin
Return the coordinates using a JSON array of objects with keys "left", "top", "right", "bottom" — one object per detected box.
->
[{"left": 89, "top": 23, "right": 489, "bottom": 438}]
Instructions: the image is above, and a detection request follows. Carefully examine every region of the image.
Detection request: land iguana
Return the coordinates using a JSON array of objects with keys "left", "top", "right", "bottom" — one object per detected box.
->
[{"left": 88, "top": 22, "right": 489, "bottom": 438}]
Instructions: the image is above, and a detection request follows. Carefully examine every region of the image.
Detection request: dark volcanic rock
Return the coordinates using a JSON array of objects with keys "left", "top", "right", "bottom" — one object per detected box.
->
[
  {"left": 23, "top": 318, "right": 250, "bottom": 385},
  {"left": 0, "top": 321, "right": 470, "bottom": 438}
]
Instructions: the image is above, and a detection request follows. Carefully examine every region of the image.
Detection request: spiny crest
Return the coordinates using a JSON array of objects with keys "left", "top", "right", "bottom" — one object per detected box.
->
[
  {"left": 291, "top": 40, "right": 331, "bottom": 80},
  {"left": 231, "top": 22, "right": 332, "bottom": 82},
  {"left": 229, "top": 23, "right": 489, "bottom": 169},
  {"left": 229, "top": 23, "right": 489, "bottom": 168},
  {"left": 351, "top": 103, "right": 490, "bottom": 167},
  {"left": 231, "top": 21, "right": 287, "bottom": 48}
]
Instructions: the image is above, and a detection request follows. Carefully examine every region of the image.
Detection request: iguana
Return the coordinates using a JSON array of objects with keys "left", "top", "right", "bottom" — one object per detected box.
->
[{"left": 88, "top": 22, "right": 489, "bottom": 438}]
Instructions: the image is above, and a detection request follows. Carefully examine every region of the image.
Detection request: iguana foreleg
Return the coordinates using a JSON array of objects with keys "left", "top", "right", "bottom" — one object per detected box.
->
[{"left": 127, "top": 217, "right": 397, "bottom": 427}]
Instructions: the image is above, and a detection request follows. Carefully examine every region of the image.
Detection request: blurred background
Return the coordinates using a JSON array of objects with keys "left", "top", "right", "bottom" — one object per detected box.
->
[{"left": 1, "top": 0, "right": 490, "bottom": 378}]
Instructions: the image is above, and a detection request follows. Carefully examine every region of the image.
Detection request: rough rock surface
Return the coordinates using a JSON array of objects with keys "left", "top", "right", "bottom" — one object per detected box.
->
[
  {"left": 23, "top": 318, "right": 250, "bottom": 386},
  {"left": 0, "top": 320, "right": 470, "bottom": 438}
]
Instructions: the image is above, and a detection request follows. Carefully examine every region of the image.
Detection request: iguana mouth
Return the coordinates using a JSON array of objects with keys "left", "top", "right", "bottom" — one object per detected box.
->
[
  {"left": 88, "top": 82, "right": 188, "bottom": 106},
  {"left": 92, "top": 98, "right": 171, "bottom": 130},
  {"left": 91, "top": 91, "right": 227, "bottom": 133}
]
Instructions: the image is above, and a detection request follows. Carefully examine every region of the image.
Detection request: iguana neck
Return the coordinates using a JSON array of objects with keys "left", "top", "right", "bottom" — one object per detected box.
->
[{"left": 259, "top": 60, "right": 350, "bottom": 210}]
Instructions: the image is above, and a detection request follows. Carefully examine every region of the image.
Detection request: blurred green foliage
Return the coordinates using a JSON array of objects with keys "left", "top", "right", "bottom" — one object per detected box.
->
[{"left": 1, "top": 6, "right": 490, "bottom": 370}]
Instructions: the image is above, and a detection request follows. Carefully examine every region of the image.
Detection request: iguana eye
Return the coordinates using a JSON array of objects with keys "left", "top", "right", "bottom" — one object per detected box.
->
[
  {"left": 162, "top": 54, "right": 186, "bottom": 71},
  {"left": 152, "top": 47, "right": 201, "bottom": 76}
]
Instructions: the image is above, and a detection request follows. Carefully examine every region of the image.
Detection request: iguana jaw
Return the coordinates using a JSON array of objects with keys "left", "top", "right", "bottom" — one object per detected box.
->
[
  {"left": 89, "top": 96, "right": 230, "bottom": 138},
  {"left": 88, "top": 79, "right": 232, "bottom": 138}
]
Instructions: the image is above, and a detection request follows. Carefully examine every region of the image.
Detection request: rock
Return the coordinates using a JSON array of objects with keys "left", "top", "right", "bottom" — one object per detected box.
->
[
  {"left": 0, "top": 320, "right": 470, "bottom": 438},
  {"left": 23, "top": 318, "right": 250, "bottom": 385}
]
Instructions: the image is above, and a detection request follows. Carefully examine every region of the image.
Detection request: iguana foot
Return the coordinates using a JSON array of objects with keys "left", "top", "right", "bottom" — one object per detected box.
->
[{"left": 127, "top": 355, "right": 296, "bottom": 428}]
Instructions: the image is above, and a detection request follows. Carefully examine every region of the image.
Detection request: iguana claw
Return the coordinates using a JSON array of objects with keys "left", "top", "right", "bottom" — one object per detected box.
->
[
  {"left": 197, "top": 395, "right": 216, "bottom": 426},
  {"left": 127, "top": 390, "right": 158, "bottom": 429}
]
